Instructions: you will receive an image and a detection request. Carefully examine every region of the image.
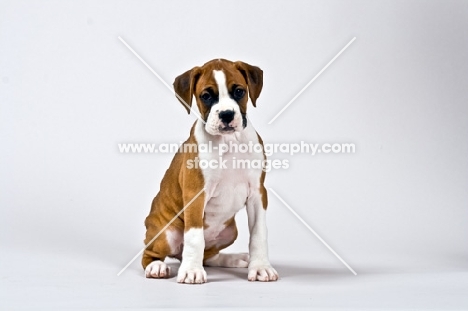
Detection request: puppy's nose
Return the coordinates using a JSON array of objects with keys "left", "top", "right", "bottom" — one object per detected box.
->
[{"left": 219, "top": 110, "right": 235, "bottom": 124}]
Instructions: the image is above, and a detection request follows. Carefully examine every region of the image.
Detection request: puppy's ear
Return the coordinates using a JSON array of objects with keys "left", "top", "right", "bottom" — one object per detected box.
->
[
  {"left": 235, "top": 61, "right": 263, "bottom": 107},
  {"left": 173, "top": 67, "right": 201, "bottom": 114}
]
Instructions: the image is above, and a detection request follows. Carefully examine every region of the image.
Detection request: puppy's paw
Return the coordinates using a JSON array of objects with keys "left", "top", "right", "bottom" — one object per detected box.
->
[
  {"left": 204, "top": 252, "right": 249, "bottom": 268},
  {"left": 248, "top": 263, "right": 279, "bottom": 282},
  {"left": 145, "top": 260, "right": 171, "bottom": 278},
  {"left": 225, "top": 252, "right": 249, "bottom": 268},
  {"left": 177, "top": 265, "right": 207, "bottom": 284}
]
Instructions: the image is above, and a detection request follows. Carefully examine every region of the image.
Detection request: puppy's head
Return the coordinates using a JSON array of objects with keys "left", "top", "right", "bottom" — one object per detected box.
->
[{"left": 173, "top": 59, "right": 263, "bottom": 135}]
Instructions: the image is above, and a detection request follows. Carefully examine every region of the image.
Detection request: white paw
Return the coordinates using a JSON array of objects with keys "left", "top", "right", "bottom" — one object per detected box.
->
[
  {"left": 224, "top": 253, "right": 249, "bottom": 268},
  {"left": 204, "top": 253, "right": 249, "bottom": 268},
  {"left": 248, "top": 263, "right": 279, "bottom": 282},
  {"left": 145, "top": 260, "right": 171, "bottom": 278},
  {"left": 177, "top": 265, "right": 207, "bottom": 284}
]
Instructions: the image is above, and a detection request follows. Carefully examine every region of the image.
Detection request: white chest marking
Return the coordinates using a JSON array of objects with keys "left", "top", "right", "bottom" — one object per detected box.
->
[{"left": 194, "top": 117, "right": 264, "bottom": 243}]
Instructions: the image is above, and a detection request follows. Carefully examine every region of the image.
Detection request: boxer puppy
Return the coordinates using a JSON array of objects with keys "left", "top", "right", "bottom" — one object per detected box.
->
[{"left": 143, "top": 59, "right": 278, "bottom": 284}]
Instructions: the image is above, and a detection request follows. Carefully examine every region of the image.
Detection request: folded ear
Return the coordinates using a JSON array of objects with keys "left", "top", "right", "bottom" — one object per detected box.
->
[
  {"left": 173, "top": 67, "right": 201, "bottom": 114},
  {"left": 235, "top": 61, "right": 263, "bottom": 107}
]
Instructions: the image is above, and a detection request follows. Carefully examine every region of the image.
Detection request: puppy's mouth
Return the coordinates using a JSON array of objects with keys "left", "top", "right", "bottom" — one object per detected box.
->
[{"left": 218, "top": 125, "right": 236, "bottom": 133}]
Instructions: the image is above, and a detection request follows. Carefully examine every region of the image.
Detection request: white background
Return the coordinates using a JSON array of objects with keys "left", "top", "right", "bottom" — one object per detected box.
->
[{"left": 1, "top": 0, "right": 467, "bottom": 309}]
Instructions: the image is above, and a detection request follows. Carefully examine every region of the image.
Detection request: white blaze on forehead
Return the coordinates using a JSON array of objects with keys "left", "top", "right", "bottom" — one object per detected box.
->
[
  {"left": 205, "top": 69, "right": 243, "bottom": 135},
  {"left": 213, "top": 70, "right": 229, "bottom": 98}
]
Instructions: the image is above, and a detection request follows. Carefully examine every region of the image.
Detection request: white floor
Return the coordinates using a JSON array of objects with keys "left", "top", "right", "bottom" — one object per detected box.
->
[{"left": 2, "top": 245, "right": 467, "bottom": 310}]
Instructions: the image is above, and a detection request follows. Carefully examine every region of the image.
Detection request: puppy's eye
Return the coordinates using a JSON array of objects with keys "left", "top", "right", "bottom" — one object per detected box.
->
[
  {"left": 201, "top": 92, "right": 212, "bottom": 101},
  {"left": 233, "top": 87, "right": 245, "bottom": 99}
]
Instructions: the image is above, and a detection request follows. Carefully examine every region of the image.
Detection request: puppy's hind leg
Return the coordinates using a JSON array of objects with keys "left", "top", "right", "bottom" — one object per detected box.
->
[
  {"left": 143, "top": 240, "right": 172, "bottom": 279},
  {"left": 203, "top": 218, "right": 248, "bottom": 268},
  {"left": 145, "top": 260, "right": 171, "bottom": 278},
  {"left": 204, "top": 252, "right": 249, "bottom": 268},
  {"left": 142, "top": 219, "right": 178, "bottom": 279}
]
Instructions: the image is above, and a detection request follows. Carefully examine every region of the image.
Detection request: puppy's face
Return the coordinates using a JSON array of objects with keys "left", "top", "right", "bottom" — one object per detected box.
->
[{"left": 173, "top": 59, "right": 263, "bottom": 136}]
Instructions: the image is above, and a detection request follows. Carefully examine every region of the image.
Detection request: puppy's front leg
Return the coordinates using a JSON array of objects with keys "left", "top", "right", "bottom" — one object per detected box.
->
[
  {"left": 246, "top": 187, "right": 279, "bottom": 282},
  {"left": 177, "top": 188, "right": 207, "bottom": 284}
]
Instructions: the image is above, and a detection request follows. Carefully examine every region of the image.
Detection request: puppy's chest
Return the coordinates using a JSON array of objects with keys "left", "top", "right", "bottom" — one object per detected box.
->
[{"left": 201, "top": 149, "right": 262, "bottom": 220}]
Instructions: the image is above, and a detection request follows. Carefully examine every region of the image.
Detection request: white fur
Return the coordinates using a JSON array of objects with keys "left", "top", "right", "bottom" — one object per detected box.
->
[
  {"left": 204, "top": 253, "right": 249, "bottom": 268},
  {"left": 246, "top": 204, "right": 278, "bottom": 281},
  {"left": 177, "top": 228, "right": 207, "bottom": 284},
  {"left": 214, "top": 70, "right": 229, "bottom": 97},
  {"left": 165, "top": 228, "right": 183, "bottom": 257},
  {"left": 145, "top": 260, "right": 171, "bottom": 278},
  {"left": 194, "top": 117, "right": 264, "bottom": 230}
]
